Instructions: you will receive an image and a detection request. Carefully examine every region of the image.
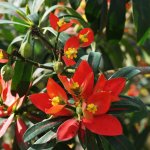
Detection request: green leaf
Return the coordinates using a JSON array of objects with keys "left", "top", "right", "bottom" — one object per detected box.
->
[
  {"left": 134, "top": 126, "right": 150, "bottom": 150},
  {"left": 24, "top": 117, "right": 68, "bottom": 142},
  {"left": 109, "top": 66, "right": 141, "bottom": 80},
  {"left": 69, "top": 0, "right": 81, "bottom": 10},
  {"left": 132, "top": 0, "right": 150, "bottom": 41},
  {"left": 109, "top": 95, "right": 147, "bottom": 114},
  {"left": 7, "top": 35, "right": 24, "bottom": 54},
  {"left": 106, "top": 0, "right": 126, "bottom": 40},
  {"left": 0, "top": 20, "right": 30, "bottom": 27},
  {"left": 0, "top": 2, "right": 31, "bottom": 23},
  {"left": 85, "top": 0, "right": 107, "bottom": 32},
  {"left": 28, "top": 139, "right": 56, "bottom": 150},
  {"left": 43, "top": 27, "right": 69, "bottom": 44},
  {"left": 105, "top": 135, "right": 136, "bottom": 150},
  {"left": 28, "top": 130, "right": 56, "bottom": 150},
  {"left": 11, "top": 61, "right": 33, "bottom": 97},
  {"left": 31, "top": 0, "right": 45, "bottom": 13},
  {"left": 88, "top": 51, "right": 102, "bottom": 75}
]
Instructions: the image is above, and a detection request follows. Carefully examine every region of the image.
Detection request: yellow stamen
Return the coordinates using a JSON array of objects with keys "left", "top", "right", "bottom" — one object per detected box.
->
[
  {"left": 87, "top": 103, "right": 97, "bottom": 114},
  {"left": 71, "top": 82, "right": 79, "bottom": 90},
  {"left": 57, "top": 18, "right": 66, "bottom": 27},
  {"left": 79, "top": 34, "right": 88, "bottom": 43},
  {"left": 51, "top": 96, "right": 61, "bottom": 106},
  {"left": 65, "top": 48, "right": 77, "bottom": 59},
  {"left": 0, "top": 51, "right": 4, "bottom": 59}
]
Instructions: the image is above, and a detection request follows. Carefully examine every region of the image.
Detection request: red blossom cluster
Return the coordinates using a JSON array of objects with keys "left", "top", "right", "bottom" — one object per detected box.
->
[
  {"left": 49, "top": 13, "right": 94, "bottom": 66},
  {"left": 30, "top": 60, "right": 126, "bottom": 141}
]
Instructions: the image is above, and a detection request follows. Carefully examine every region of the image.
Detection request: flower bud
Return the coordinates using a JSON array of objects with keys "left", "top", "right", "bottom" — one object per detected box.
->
[
  {"left": 53, "top": 61, "right": 64, "bottom": 74},
  {"left": 76, "top": 106, "right": 82, "bottom": 115},
  {"left": 19, "top": 40, "right": 32, "bottom": 58},
  {"left": 1, "top": 64, "right": 14, "bottom": 81}
]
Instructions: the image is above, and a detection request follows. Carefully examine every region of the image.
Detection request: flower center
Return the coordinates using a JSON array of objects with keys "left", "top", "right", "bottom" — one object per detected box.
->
[
  {"left": 86, "top": 103, "right": 97, "bottom": 114},
  {"left": 57, "top": 18, "right": 66, "bottom": 27},
  {"left": 79, "top": 34, "right": 88, "bottom": 43},
  {"left": 71, "top": 82, "right": 79, "bottom": 90},
  {"left": 71, "top": 82, "right": 81, "bottom": 95},
  {"left": 51, "top": 96, "right": 61, "bottom": 106},
  {"left": 65, "top": 48, "right": 77, "bottom": 59},
  {"left": 0, "top": 51, "right": 4, "bottom": 59}
]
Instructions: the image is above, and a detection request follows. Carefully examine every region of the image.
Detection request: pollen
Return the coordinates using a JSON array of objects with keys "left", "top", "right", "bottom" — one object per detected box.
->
[
  {"left": 86, "top": 103, "right": 97, "bottom": 114},
  {"left": 79, "top": 34, "right": 88, "bottom": 43},
  {"left": 65, "top": 48, "right": 77, "bottom": 59},
  {"left": 57, "top": 18, "right": 66, "bottom": 27},
  {"left": 0, "top": 51, "right": 4, "bottom": 59},
  {"left": 51, "top": 96, "right": 61, "bottom": 106},
  {"left": 71, "top": 82, "right": 79, "bottom": 90}
]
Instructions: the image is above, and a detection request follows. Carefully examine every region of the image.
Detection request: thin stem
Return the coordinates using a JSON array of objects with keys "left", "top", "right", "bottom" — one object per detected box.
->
[
  {"left": 54, "top": 32, "right": 60, "bottom": 61},
  {"left": 31, "top": 26, "right": 57, "bottom": 61},
  {"left": 12, "top": 50, "right": 53, "bottom": 70}
]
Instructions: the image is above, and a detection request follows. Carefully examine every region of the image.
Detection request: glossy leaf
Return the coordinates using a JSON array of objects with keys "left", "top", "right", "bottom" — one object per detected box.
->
[
  {"left": 105, "top": 135, "right": 136, "bottom": 150},
  {"left": 132, "top": 0, "right": 150, "bottom": 41},
  {"left": 88, "top": 51, "right": 102, "bottom": 76},
  {"left": 69, "top": 0, "right": 81, "bottom": 10},
  {"left": 24, "top": 117, "right": 68, "bottom": 142},
  {"left": 109, "top": 95, "right": 147, "bottom": 114},
  {"left": 109, "top": 66, "right": 141, "bottom": 80},
  {"left": 31, "top": 0, "right": 45, "bottom": 13},
  {"left": 85, "top": 0, "right": 107, "bottom": 32},
  {"left": 11, "top": 61, "right": 33, "bottom": 97},
  {"left": 106, "top": 0, "right": 126, "bottom": 40}
]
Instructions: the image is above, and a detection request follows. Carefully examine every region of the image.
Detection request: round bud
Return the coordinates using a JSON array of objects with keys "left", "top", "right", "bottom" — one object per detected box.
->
[
  {"left": 76, "top": 106, "right": 82, "bottom": 115},
  {"left": 53, "top": 61, "right": 64, "bottom": 74},
  {"left": 19, "top": 40, "right": 32, "bottom": 58},
  {"left": 1, "top": 64, "right": 14, "bottom": 81}
]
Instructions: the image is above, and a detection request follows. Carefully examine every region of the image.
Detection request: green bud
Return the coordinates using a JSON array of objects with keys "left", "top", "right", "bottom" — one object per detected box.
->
[
  {"left": 76, "top": 106, "right": 82, "bottom": 115},
  {"left": 53, "top": 61, "right": 64, "bottom": 74},
  {"left": 19, "top": 39, "right": 32, "bottom": 58},
  {"left": 1, "top": 64, "right": 14, "bottom": 81}
]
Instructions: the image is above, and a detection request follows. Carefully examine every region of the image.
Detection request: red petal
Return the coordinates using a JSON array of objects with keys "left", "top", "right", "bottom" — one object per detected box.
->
[
  {"left": 54, "top": 108, "right": 73, "bottom": 117},
  {"left": 58, "top": 74, "right": 71, "bottom": 91},
  {"left": 15, "top": 117, "right": 28, "bottom": 149},
  {"left": 57, "top": 118, "right": 79, "bottom": 141},
  {"left": 73, "top": 60, "right": 93, "bottom": 86},
  {"left": 93, "top": 74, "right": 107, "bottom": 94},
  {"left": 64, "top": 36, "right": 80, "bottom": 51},
  {"left": 59, "top": 23, "right": 73, "bottom": 32},
  {"left": 2, "top": 143, "right": 11, "bottom": 150},
  {"left": 62, "top": 56, "right": 76, "bottom": 66},
  {"left": 47, "top": 78, "right": 68, "bottom": 102},
  {"left": 0, "top": 59, "right": 8, "bottom": 63},
  {"left": 0, "top": 114, "right": 14, "bottom": 138},
  {"left": 87, "top": 92, "right": 111, "bottom": 115},
  {"left": 45, "top": 105, "right": 65, "bottom": 115},
  {"left": 78, "top": 28, "right": 94, "bottom": 47},
  {"left": 104, "top": 78, "right": 126, "bottom": 101},
  {"left": 81, "top": 72, "right": 94, "bottom": 100},
  {"left": 49, "top": 13, "right": 59, "bottom": 31},
  {"left": 29, "top": 93, "right": 51, "bottom": 113},
  {"left": 83, "top": 114, "right": 122, "bottom": 136}
]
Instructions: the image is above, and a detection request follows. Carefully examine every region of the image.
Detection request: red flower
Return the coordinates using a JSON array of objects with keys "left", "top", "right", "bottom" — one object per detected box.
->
[
  {"left": 0, "top": 49, "right": 8, "bottom": 63},
  {"left": 49, "top": 13, "right": 73, "bottom": 32},
  {"left": 59, "top": 60, "right": 94, "bottom": 100},
  {"left": 57, "top": 91, "right": 122, "bottom": 141},
  {"left": 15, "top": 117, "right": 28, "bottom": 149},
  {"left": 57, "top": 61, "right": 125, "bottom": 141},
  {"left": 29, "top": 78, "right": 72, "bottom": 116},
  {"left": 63, "top": 36, "right": 80, "bottom": 66},
  {"left": 0, "top": 76, "right": 24, "bottom": 138},
  {"left": 77, "top": 28, "right": 94, "bottom": 47},
  {"left": 93, "top": 74, "right": 126, "bottom": 102}
]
